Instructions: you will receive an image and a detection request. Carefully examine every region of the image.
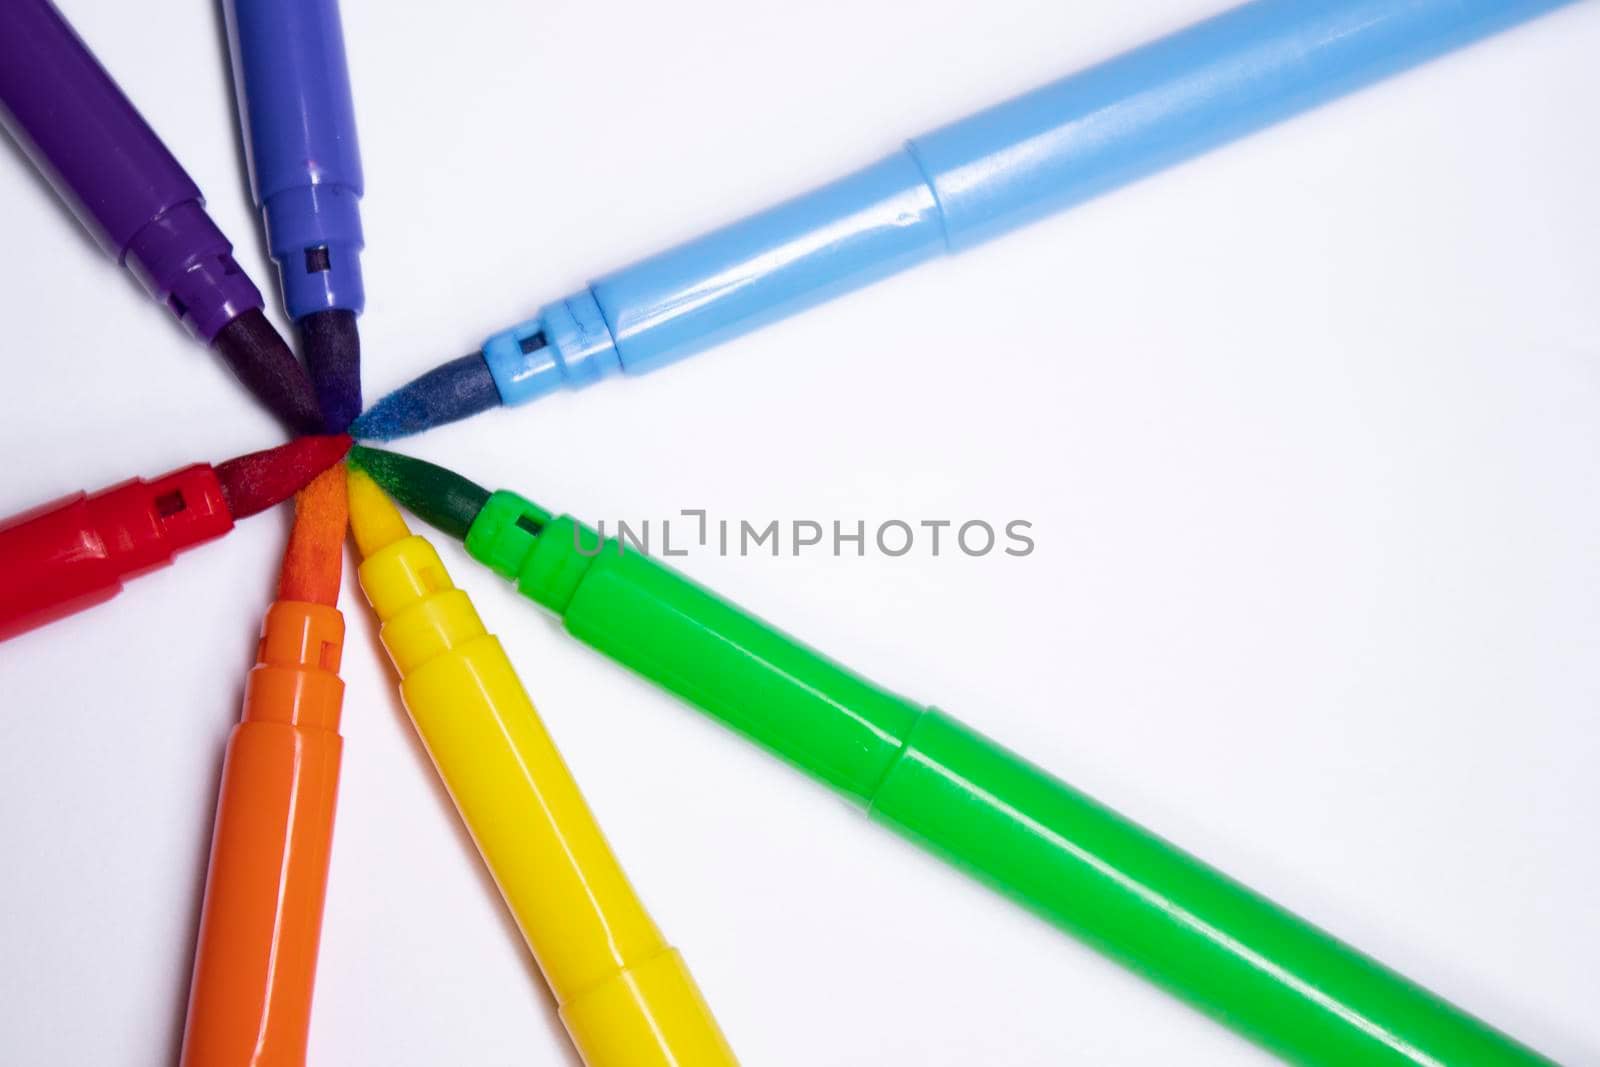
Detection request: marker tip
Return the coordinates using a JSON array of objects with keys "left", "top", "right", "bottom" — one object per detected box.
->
[
  {"left": 351, "top": 352, "right": 501, "bottom": 441},
  {"left": 300, "top": 310, "right": 363, "bottom": 434},
  {"left": 216, "top": 434, "right": 353, "bottom": 519},
  {"left": 212, "top": 309, "right": 325, "bottom": 435}
]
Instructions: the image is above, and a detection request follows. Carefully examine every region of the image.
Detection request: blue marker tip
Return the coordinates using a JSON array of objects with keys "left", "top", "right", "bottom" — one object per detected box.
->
[
  {"left": 349, "top": 352, "right": 502, "bottom": 441},
  {"left": 301, "top": 309, "right": 362, "bottom": 433}
]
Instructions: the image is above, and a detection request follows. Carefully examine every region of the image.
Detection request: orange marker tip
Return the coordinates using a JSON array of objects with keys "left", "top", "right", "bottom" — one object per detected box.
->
[{"left": 276, "top": 464, "right": 349, "bottom": 606}]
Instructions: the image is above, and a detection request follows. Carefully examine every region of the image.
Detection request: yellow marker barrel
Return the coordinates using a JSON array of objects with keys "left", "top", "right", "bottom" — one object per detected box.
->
[{"left": 346, "top": 469, "right": 737, "bottom": 1066}]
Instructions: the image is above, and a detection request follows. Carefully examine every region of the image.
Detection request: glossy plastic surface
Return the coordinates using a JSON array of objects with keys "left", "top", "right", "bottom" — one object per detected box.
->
[
  {"left": 470, "top": 493, "right": 923, "bottom": 800},
  {"left": 871, "top": 710, "right": 1554, "bottom": 1066},
  {"left": 223, "top": 0, "right": 365, "bottom": 319},
  {"left": 483, "top": 0, "right": 1569, "bottom": 406},
  {"left": 0, "top": 465, "right": 232, "bottom": 642},
  {"left": 0, "top": 0, "right": 264, "bottom": 339},
  {"left": 466, "top": 489, "right": 1555, "bottom": 1065},
  {"left": 181, "top": 602, "right": 346, "bottom": 1067},
  {"left": 348, "top": 471, "right": 736, "bottom": 1067}
]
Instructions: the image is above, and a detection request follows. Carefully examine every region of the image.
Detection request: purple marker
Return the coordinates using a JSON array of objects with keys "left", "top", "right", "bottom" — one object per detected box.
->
[{"left": 0, "top": 0, "right": 321, "bottom": 434}]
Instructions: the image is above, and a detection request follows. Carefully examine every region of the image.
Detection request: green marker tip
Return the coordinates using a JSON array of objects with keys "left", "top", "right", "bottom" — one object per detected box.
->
[{"left": 346, "top": 445, "right": 491, "bottom": 543}]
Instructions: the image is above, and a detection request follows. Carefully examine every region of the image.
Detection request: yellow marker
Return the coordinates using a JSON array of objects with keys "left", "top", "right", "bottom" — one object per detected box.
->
[{"left": 346, "top": 468, "right": 737, "bottom": 1066}]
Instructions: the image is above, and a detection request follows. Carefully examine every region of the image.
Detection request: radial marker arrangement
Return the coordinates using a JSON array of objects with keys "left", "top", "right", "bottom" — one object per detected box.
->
[{"left": 0, "top": 0, "right": 1586, "bottom": 1064}]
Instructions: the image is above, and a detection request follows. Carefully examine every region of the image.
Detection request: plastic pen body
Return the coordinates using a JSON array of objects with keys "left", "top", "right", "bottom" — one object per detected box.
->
[
  {"left": 480, "top": 0, "right": 1569, "bottom": 405},
  {"left": 0, "top": 0, "right": 264, "bottom": 340},
  {"left": 349, "top": 473, "right": 736, "bottom": 1067},
  {"left": 223, "top": 0, "right": 365, "bottom": 320},
  {"left": 0, "top": 466, "right": 232, "bottom": 642},
  {"left": 464, "top": 490, "right": 1554, "bottom": 1066},
  {"left": 181, "top": 602, "right": 345, "bottom": 1067}
]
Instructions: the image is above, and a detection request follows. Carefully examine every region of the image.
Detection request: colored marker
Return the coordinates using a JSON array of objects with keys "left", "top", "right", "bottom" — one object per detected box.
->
[
  {"left": 354, "top": 0, "right": 1573, "bottom": 440},
  {"left": 0, "top": 435, "right": 350, "bottom": 642},
  {"left": 0, "top": 0, "right": 322, "bottom": 434},
  {"left": 346, "top": 467, "right": 737, "bottom": 1067},
  {"left": 181, "top": 465, "right": 348, "bottom": 1067},
  {"left": 349, "top": 445, "right": 1555, "bottom": 1067},
  {"left": 222, "top": 0, "right": 366, "bottom": 432}
]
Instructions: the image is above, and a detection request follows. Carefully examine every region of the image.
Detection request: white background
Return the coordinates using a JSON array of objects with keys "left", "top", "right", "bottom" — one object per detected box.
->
[{"left": 1, "top": 1, "right": 1597, "bottom": 1063}]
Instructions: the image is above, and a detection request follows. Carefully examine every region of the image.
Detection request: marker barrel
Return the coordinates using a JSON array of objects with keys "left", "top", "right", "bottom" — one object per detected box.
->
[
  {"left": 481, "top": 0, "right": 1569, "bottom": 405},
  {"left": 181, "top": 602, "right": 346, "bottom": 1067},
  {"left": 466, "top": 489, "right": 1554, "bottom": 1066},
  {"left": 0, "top": 466, "right": 232, "bottom": 641},
  {"left": 223, "top": 0, "right": 365, "bottom": 319},
  {"left": 353, "top": 517, "right": 736, "bottom": 1067},
  {"left": 0, "top": 0, "right": 265, "bottom": 339}
]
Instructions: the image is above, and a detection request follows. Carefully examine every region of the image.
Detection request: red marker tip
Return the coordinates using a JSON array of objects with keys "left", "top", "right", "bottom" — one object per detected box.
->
[{"left": 215, "top": 435, "right": 353, "bottom": 520}]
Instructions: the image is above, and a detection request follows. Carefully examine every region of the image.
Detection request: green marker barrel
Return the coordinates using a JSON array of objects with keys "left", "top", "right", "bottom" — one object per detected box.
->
[{"left": 457, "top": 489, "right": 1551, "bottom": 1067}]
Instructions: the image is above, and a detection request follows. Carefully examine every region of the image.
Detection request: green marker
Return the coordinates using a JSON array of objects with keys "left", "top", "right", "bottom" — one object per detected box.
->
[{"left": 350, "top": 445, "right": 1553, "bottom": 1067}]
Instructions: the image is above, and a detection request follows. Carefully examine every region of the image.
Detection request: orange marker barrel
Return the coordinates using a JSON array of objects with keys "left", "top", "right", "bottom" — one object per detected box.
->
[{"left": 181, "top": 468, "right": 347, "bottom": 1067}]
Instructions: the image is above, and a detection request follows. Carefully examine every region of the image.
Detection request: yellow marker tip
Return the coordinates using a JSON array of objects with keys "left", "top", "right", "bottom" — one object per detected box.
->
[{"left": 346, "top": 466, "right": 411, "bottom": 560}]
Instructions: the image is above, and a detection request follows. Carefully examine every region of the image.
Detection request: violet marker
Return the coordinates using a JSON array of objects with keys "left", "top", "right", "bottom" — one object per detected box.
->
[
  {"left": 0, "top": 0, "right": 322, "bottom": 435},
  {"left": 222, "top": 0, "right": 366, "bottom": 433}
]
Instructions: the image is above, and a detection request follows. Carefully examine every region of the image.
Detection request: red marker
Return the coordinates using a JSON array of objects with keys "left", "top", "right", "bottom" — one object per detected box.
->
[{"left": 0, "top": 435, "right": 350, "bottom": 641}]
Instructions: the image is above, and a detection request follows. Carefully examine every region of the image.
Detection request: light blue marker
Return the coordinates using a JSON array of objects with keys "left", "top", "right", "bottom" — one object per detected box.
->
[{"left": 353, "top": 0, "right": 1573, "bottom": 439}]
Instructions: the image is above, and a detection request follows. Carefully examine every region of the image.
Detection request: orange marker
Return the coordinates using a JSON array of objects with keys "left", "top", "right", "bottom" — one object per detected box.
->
[{"left": 180, "top": 465, "right": 348, "bottom": 1067}]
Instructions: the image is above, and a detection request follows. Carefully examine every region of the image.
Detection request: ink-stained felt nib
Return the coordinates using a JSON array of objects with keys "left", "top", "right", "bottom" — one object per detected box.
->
[
  {"left": 277, "top": 464, "right": 349, "bottom": 606},
  {"left": 347, "top": 445, "right": 490, "bottom": 542},
  {"left": 349, "top": 352, "right": 501, "bottom": 441},
  {"left": 216, "top": 435, "right": 353, "bottom": 520},
  {"left": 300, "top": 309, "right": 363, "bottom": 434},
  {"left": 212, "top": 308, "right": 326, "bottom": 435},
  {"left": 346, "top": 467, "right": 412, "bottom": 560}
]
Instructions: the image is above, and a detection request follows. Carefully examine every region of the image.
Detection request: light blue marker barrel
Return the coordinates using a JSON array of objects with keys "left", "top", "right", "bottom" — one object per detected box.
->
[{"left": 484, "top": 0, "right": 1571, "bottom": 404}]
